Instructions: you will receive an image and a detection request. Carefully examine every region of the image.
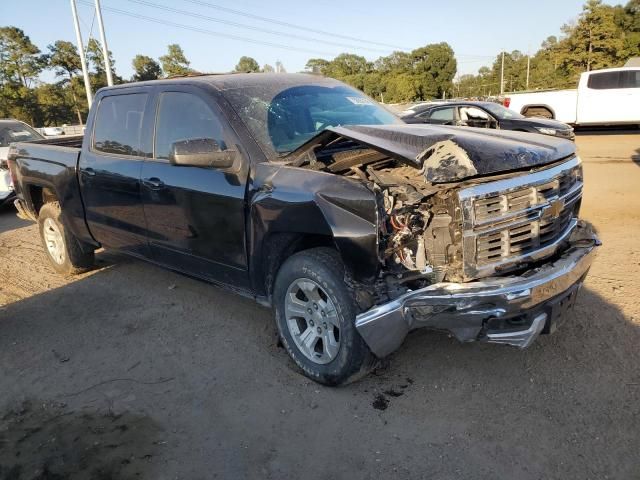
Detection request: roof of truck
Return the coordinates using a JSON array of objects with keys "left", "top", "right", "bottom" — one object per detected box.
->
[{"left": 96, "top": 73, "right": 342, "bottom": 94}]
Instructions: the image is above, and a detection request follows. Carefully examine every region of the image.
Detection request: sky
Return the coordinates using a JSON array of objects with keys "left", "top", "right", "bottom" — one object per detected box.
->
[{"left": 1, "top": 0, "right": 622, "bottom": 82}]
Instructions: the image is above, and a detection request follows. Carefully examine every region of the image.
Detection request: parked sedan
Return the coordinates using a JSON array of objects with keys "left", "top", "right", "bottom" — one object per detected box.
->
[
  {"left": 400, "top": 101, "right": 575, "bottom": 140},
  {"left": 0, "top": 119, "right": 44, "bottom": 205}
]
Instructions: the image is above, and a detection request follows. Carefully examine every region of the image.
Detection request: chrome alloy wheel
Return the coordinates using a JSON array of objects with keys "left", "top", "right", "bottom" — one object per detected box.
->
[
  {"left": 284, "top": 278, "right": 341, "bottom": 364},
  {"left": 43, "top": 218, "right": 65, "bottom": 265}
]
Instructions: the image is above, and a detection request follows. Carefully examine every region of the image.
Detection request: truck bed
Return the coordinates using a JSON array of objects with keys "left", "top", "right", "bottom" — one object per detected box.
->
[
  {"left": 9, "top": 137, "right": 92, "bottom": 245},
  {"left": 29, "top": 135, "right": 84, "bottom": 149}
]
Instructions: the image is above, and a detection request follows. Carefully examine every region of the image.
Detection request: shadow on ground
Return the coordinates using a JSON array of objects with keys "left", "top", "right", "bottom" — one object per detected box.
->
[
  {"left": 0, "top": 400, "right": 163, "bottom": 480},
  {"left": 0, "top": 206, "right": 28, "bottom": 235},
  {"left": 1, "top": 253, "right": 638, "bottom": 479}
]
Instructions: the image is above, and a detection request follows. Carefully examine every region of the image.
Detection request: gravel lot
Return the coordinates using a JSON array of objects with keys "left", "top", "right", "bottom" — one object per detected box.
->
[{"left": 1, "top": 130, "right": 639, "bottom": 479}]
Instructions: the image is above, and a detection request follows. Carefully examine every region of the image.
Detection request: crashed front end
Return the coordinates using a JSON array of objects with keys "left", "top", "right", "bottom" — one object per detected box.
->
[
  {"left": 357, "top": 221, "right": 598, "bottom": 357},
  {"left": 288, "top": 124, "right": 600, "bottom": 358}
]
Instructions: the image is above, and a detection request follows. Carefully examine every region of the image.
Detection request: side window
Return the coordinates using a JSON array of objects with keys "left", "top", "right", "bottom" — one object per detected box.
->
[
  {"left": 429, "top": 107, "right": 455, "bottom": 122},
  {"left": 587, "top": 72, "right": 622, "bottom": 89},
  {"left": 154, "top": 92, "right": 226, "bottom": 160},
  {"left": 459, "top": 106, "right": 490, "bottom": 120},
  {"left": 93, "top": 93, "right": 148, "bottom": 156},
  {"left": 621, "top": 70, "right": 640, "bottom": 89}
]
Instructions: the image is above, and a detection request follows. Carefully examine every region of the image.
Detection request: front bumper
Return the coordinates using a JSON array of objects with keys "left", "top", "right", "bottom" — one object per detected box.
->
[{"left": 355, "top": 221, "right": 599, "bottom": 358}]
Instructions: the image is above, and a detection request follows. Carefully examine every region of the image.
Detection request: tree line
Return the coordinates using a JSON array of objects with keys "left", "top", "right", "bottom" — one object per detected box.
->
[
  {"left": 0, "top": 0, "right": 637, "bottom": 126},
  {"left": 455, "top": 0, "right": 638, "bottom": 97}
]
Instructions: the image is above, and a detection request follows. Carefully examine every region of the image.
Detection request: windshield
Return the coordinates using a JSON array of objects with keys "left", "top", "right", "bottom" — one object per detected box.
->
[
  {"left": 223, "top": 82, "right": 401, "bottom": 156},
  {"left": 482, "top": 103, "right": 524, "bottom": 120},
  {"left": 0, "top": 122, "right": 43, "bottom": 147}
]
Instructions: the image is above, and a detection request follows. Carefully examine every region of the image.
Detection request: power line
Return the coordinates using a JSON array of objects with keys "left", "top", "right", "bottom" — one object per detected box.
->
[
  {"left": 77, "top": 1, "right": 340, "bottom": 56},
  {"left": 181, "top": 0, "right": 409, "bottom": 51},
  {"left": 124, "top": 0, "right": 392, "bottom": 54}
]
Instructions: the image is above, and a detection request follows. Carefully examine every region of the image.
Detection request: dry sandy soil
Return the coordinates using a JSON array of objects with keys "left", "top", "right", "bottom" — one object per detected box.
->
[{"left": 0, "top": 130, "right": 639, "bottom": 479}]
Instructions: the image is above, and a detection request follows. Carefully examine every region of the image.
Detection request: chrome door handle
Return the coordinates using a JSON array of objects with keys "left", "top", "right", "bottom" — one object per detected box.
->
[
  {"left": 143, "top": 177, "right": 165, "bottom": 189},
  {"left": 83, "top": 167, "right": 96, "bottom": 176}
]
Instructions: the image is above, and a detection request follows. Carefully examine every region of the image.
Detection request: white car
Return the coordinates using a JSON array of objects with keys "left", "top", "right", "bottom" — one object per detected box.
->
[
  {"left": 504, "top": 67, "right": 640, "bottom": 126},
  {"left": 0, "top": 119, "right": 44, "bottom": 205},
  {"left": 41, "top": 126, "right": 65, "bottom": 136}
]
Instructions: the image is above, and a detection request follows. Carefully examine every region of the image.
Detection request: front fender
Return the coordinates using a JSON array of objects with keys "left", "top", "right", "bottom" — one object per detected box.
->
[{"left": 248, "top": 163, "right": 379, "bottom": 295}]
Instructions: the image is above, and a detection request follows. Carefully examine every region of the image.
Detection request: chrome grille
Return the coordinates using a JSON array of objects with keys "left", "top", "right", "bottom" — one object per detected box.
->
[{"left": 458, "top": 157, "right": 583, "bottom": 280}]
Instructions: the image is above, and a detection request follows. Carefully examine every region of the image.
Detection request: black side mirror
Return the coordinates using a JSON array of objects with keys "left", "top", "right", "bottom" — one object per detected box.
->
[{"left": 170, "top": 138, "right": 238, "bottom": 169}]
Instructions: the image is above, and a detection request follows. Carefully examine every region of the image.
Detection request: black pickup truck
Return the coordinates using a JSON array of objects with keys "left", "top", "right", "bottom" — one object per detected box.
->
[{"left": 8, "top": 73, "right": 599, "bottom": 385}]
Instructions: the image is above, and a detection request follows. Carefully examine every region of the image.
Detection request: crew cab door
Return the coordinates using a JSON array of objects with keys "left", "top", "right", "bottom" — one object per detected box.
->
[
  {"left": 577, "top": 70, "right": 640, "bottom": 124},
  {"left": 79, "top": 89, "right": 153, "bottom": 257},
  {"left": 140, "top": 87, "right": 250, "bottom": 287}
]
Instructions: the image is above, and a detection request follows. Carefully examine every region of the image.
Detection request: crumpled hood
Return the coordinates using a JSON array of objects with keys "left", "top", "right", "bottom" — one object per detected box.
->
[{"left": 312, "top": 124, "right": 576, "bottom": 183}]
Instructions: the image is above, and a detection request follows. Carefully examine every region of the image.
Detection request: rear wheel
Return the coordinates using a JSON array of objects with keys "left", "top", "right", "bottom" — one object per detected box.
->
[
  {"left": 38, "top": 202, "right": 94, "bottom": 275},
  {"left": 273, "top": 248, "right": 374, "bottom": 385}
]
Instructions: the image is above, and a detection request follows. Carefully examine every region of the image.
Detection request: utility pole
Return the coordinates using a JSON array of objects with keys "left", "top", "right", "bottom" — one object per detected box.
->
[
  {"left": 95, "top": 0, "right": 114, "bottom": 86},
  {"left": 70, "top": 0, "right": 93, "bottom": 109},
  {"left": 500, "top": 51, "right": 505, "bottom": 95},
  {"left": 526, "top": 55, "right": 530, "bottom": 90}
]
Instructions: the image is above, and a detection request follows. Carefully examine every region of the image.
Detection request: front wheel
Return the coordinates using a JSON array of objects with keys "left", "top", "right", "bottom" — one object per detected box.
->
[
  {"left": 273, "top": 248, "right": 374, "bottom": 385},
  {"left": 38, "top": 202, "right": 95, "bottom": 275}
]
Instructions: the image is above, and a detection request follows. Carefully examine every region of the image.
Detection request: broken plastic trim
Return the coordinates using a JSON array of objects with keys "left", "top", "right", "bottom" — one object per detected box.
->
[{"left": 354, "top": 221, "right": 599, "bottom": 358}]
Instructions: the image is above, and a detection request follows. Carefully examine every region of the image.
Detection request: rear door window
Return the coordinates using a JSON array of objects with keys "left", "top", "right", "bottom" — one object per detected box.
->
[
  {"left": 587, "top": 72, "right": 622, "bottom": 89},
  {"left": 621, "top": 70, "right": 640, "bottom": 89},
  {"left": 93, "top": 93, "right": 148, "bottom": 156}
]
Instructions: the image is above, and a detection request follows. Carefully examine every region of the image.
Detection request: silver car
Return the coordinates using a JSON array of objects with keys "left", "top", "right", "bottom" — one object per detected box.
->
[{"left": 0, "top": 119, "right": 44, "bottom": 205}]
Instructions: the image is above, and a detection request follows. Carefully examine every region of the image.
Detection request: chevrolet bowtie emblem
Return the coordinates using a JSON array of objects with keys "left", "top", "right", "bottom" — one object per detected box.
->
[{"left": 544, "top": 198, "right": 565, "bottom": 218}]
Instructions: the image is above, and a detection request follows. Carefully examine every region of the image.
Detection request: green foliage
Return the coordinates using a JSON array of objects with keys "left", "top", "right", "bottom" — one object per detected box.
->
[
  {"left": 47, "top": 40, "right": 85, "bottom": 124},
  {"left": 0, "top": 26, "right": 46, "bottom": 87},
  {"left": 47, "top": 40, "right": 81, "bottom": 79},
  {"left": 0, "top": 0, "right": 638, "bottom": 127},
  {"left": 234, "top": 56, "right": 260, "bottom": 72},
  {"left": 131, "top": 55, "right": 162, "bottom": 81},
  {"left": 159, "top": 44, "right": 192, "bottom": 77},
  {"left": 455, "top": 0, "right": 639, "bottom": 96},
  {"left": 560, "top": 0, "right": 624, "bottom": 75},
  {"left": 306, "top": 44, "right": 456, "bottom": 102}
]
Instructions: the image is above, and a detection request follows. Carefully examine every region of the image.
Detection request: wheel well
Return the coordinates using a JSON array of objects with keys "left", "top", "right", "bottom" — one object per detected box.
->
[
  {"left": 261, "top": 233, "right": 338, "bottom": 299},
  {"left": 521, "top": 105, "right": 554, "bottom": 119},
  {"left": 28, "top": 185, "right": 57, "bottom": 216}
]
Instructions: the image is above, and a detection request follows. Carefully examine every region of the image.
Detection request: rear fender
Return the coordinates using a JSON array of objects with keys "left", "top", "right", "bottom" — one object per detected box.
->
[{"left": 12, "top": 151, "right": 97, "bottom": 247}]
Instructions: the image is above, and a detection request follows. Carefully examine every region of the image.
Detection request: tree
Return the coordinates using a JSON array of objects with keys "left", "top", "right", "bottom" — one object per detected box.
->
[
  {"left": 305, "top": 58, "right": 329, "bottom": 74},
  {"left": 374, "top": 51, "right": 412, "bottom": 75},
  {"left": 614, "top": 0, "right": 640, "bottom": 59},
  {"left": 131, "top": 55, "right": 162, "bottom": 81},
  {"left": 159, "top": 44, "right": 192, "bottom": 77},
  {"left": 86, "top": 38, "right": 120, "bottom": 89},
  {"left": 559, "top": 0, "right": 624, "bottom": 75},
  {"left": 262, "top": 63, "right": 275, "bottom": 73},
  {"left": 0, "top": 26, "right": 46, "bottom": 87},
  {"left": 47, "top": 40, "right": 84, "bottom": 124},
  {"left": 324, "top": 53, "right": 369, "bottom": 77},
  {"left": 234, "top": 56, "right": 260, "bottom": 72},
  {"left": 410, "top": 42, "right": 457, "bottom": 99}
]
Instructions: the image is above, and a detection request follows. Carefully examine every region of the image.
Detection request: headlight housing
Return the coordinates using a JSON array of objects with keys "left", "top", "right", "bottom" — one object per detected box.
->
[{"left": 536, "top": 127, "right": 557, "bottom": 136}]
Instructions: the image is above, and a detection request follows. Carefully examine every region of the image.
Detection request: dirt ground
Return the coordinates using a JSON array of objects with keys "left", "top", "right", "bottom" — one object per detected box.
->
[{"left": 1, "top": 131, "right": 639, "bottom": 479}]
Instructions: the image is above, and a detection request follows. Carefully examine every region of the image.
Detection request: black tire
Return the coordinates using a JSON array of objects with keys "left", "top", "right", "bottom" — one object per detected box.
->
[
  {"left": 273, "top": 247, "right": 375, "bottom": 386},
  {"left": 38, "top": 202, "right": 94, "bottom": 275}
]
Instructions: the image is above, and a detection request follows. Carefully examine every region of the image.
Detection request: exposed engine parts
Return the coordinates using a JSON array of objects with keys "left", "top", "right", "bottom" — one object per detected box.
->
[
  {"left": 298, "top": 143, "right": 465, "bottom": 288},
  {"left": 379, "top": 182, "right": 462, "bottom": 285}
]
